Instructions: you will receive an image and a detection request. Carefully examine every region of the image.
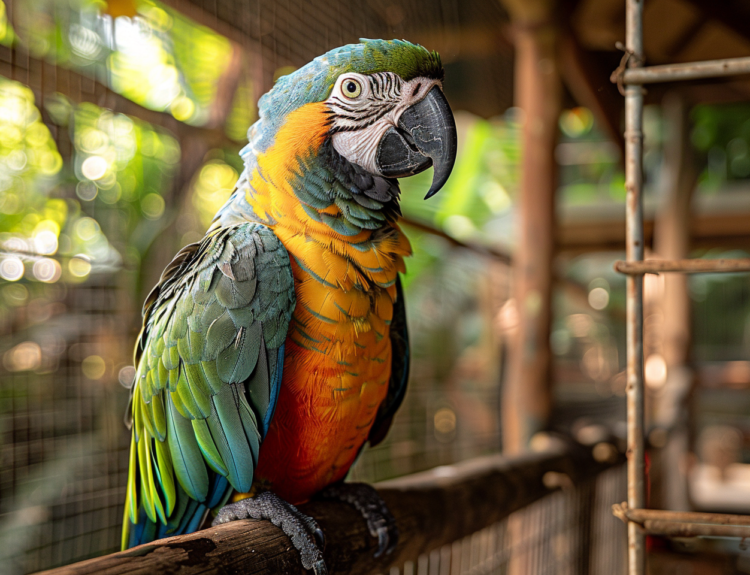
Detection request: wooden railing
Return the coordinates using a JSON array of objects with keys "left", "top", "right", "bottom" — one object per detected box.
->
[{"left": 37, "top": 442, "right": 620, "bottom": 575}]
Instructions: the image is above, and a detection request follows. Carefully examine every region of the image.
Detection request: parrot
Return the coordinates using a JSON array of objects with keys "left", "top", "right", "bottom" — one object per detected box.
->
[{"left": 121, "top": 38, "right": 457, "bottom": 573}]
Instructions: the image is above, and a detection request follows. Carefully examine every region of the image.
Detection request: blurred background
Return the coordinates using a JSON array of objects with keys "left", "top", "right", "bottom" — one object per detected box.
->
[{"left": 1, "top": 0, "right": 750, "bottom": 573}]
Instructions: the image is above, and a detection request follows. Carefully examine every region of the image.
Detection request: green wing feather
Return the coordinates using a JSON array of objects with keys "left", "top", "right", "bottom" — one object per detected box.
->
[{"left": 122, "top": 222, "right": 294, "bottom": 549}]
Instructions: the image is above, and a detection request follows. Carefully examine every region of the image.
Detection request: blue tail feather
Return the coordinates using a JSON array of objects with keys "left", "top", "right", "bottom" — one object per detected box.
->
[{"left": 125, "top": 472, "right": 233, "bottom": 548}]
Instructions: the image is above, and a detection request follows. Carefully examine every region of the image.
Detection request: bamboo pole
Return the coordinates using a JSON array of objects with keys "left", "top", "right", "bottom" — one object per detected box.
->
[
  {"left": 623, "top": 1, "right": 646, "bottom": 574},
  {"left": 615, "top": 259, "right": 750, "bottom": 274},
  {"left": 622, "top": 57, "right": 750, "bottom": 85}
]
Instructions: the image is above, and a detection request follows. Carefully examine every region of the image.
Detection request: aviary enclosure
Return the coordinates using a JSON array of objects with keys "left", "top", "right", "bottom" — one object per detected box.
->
[{"left": 2, "top": 0, "right": 750, "bottom": 574}]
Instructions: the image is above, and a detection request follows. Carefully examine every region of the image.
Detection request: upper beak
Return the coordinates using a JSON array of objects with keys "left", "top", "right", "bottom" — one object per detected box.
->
[{"left": 376, "top": 86, "right": 457, "bottom": 199}]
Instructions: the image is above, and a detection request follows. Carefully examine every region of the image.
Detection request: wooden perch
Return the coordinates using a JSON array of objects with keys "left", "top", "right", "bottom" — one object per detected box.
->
[{"left": 37, "top": 444, "right": 615, "bottom": 575}]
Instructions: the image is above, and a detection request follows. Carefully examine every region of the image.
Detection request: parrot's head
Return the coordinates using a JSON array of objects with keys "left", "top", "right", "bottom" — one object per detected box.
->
[{"left": 246, "top": 39, "right": 457, "bottom": 200}]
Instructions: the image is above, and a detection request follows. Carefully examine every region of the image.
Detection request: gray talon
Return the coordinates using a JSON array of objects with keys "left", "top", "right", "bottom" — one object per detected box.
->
[
  {"left": 312, "top": 558, "right": 328, "bottom": 575},
  {"left": 318, "top": 482, "right": 399, "bottom": 558},
  {"left": 314, "top": 527, "right": 326, "bottom": 549},
  {"left": 375, "top": 526, "right": 389, "bottom": 558},
  {"left": 213, "top": 491, "right": 327, "bottom": 572}
]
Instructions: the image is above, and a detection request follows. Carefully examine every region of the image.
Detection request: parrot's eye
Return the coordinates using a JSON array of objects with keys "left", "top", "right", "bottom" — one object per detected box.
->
[{"left": 342, "top": 78, "right": 362, "bottom": 99}]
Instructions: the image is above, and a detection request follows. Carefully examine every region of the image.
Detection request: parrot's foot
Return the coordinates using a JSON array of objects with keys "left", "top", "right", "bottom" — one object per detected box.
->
[
  {"left": 318, "top": 482, "right": 398, "bottom": 558},
  {"left": 212, "top": 491, "right": 327, "bottom": 575}
]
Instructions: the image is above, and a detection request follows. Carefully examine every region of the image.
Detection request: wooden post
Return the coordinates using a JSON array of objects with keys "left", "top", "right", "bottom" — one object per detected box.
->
[
  {"left": 652, "top": 91, "right": 698, "bottom": 511},
  {"left": 499, "top": 0, "right": 561, "bottom": 454}
]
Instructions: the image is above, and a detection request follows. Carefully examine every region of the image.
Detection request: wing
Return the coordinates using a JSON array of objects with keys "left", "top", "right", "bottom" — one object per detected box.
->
[
  {"left": 368, "top": 275, "right": 410, "bottom": 447},
  {"left": 122, "top": 222, "right": 295, "bottom": 548}
]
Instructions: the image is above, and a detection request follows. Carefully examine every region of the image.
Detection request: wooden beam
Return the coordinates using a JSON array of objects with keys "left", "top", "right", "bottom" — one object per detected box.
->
[
  {"left": 557, "top": 208, "right": 750, "bottom": 254},
  {"left": 681, "top": 0, "right": 750, "bottom": 46},
  {"left": 559, "top": 34, "right": 624, "bottom": 158},
  {"left": 32, "top": 447, "right": 616, "bottom": 575},
  {"left": 499, "top": 0, "right": 561, "bottom": 454}
]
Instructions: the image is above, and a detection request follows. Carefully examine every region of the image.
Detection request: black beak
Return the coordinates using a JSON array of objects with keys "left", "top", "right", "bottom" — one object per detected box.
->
[{"left": 376, "top": 86, "right": 457, "bottom": 199}]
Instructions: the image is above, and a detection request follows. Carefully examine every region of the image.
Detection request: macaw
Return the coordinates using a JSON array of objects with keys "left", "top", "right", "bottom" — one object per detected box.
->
[{"left": 121, "top": 39, "right": 457, "bottom": 573}]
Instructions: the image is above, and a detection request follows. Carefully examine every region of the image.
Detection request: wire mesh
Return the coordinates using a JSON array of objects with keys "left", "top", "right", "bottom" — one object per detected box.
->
[
  {"left": 385, "top": 464, "right": 627, "bottom": 575},
  {"left": 0, "top": 12, "right": 511, "bottom": 570},
  {"left": 0, "top": 1, "right": 621, "bottom": 574}
]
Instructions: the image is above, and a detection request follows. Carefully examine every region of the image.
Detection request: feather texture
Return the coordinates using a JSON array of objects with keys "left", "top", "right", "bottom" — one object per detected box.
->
[
  {"left": 122, "top": 223, "right": 294, "bottom": 549},
  {"left": 121, "top": 37, "right": 444, "bottom": 547}
]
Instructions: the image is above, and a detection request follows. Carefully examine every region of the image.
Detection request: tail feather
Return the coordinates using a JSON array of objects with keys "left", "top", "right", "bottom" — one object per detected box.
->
[{"left": 123, "top": 472, "right": 232, "bottom": 549}]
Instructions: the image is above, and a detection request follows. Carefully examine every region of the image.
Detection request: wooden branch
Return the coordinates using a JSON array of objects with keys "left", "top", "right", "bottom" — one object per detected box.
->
[
  {"left": 399, "top": 217, "right": 512, "bottom": 264},
  {"left": 34, "top": 446, "right": 615, "bottom": 575}
]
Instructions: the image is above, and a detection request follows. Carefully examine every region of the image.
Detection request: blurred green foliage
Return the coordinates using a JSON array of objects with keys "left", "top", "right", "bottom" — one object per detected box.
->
[
  {"left": 8, "top": 0, "right": 254, "bottom": 131},
  {"left": 557, "top": 107, "right": 624, "bottom": 205},
  {"left": 109, "top": 1, "right": 235, "bottom": 125},
  {"left": 399, "top": 111, "right": 519, "bottom": 287},
  {"left": 692, "top": 104, "right": 750, "bottom": 192},
  {"left": 0, "top": 0, "right": 14, "bottom": 46},
  {"left": 1, "top": 0, "right": 750, "bottom": 433},
  {"left": 0, "top": 74, "right": 179, "bottom": 314}
]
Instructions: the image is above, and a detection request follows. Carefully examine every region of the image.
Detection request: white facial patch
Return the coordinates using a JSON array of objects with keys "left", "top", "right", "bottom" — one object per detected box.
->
[{"left": 327, "top": 73, "right": 442, "bottom": 175}]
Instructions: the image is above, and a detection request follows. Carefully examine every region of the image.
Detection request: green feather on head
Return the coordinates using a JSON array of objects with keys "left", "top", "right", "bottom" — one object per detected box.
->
[{"left": 241, "top": 39, "right": 444, "bottom": 171}]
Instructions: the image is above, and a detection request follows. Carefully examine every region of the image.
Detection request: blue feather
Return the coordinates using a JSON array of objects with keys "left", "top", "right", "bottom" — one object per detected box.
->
[{"left": 262, "top": 344, "right": 285, "bottom": 436}]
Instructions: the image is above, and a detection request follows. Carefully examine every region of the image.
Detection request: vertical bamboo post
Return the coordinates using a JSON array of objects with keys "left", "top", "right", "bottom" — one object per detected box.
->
[
  {"left": 624, "top": 0, "right": 646, "bottom": 573},
  {"left": 499, "top": 0, "right": 561, "bottom": 455}
]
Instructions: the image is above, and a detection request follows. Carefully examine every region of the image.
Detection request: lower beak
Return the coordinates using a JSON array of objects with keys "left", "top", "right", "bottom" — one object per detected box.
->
[{"left": 376, "top": 86, "right": 457, "bottom": 199}]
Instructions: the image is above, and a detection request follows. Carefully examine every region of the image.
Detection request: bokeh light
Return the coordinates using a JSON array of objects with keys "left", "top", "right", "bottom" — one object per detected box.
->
[
  {"left": 645, "top": 354, "right": 668, "bottom": 389},
  {"left": 118, "top": 365, "right": 136, "bottom": 388},
  {"left": 434, "top": 407, "right": 457, "bottom": 442},
  {"left": 33, "top": 230, "right": 59, "bottom": 255},
  {"left": 0, "top": 257, "right": 24, "bottom": 281},
  {"left": 141, "top": 193, "right": 165, "bottom": 220},
  {"left": 33, "top": 258, "right": 62, "bottom": 283},
  {"left": 82, "top": 355, "right": 107, "bottom": 380},
  {"left": 588, "top": 287, "right": 609, "bottom": 310},
  {"left": 81, "top": 155, "right": 108, "bottom": 180},
  {"left": 559, "top": 107, "right": 594, "bottom": 138},
  {"left": 68, "top": 255, "right": 92, "bottom": 278},
  {"left": 74, "top": 217, "right": 101, "bottom": 242},
  {"left": 3, "top": 341, "right": 42, "bottom": 372},
  {"left": 3, "top": 283, "right": 28, "bottom": 306},
  {"left": 0, "top": 77, "right": 63, "bottom": 221},
  {"left": 191, "top": 160, "right": 237, "bottom": 228}
]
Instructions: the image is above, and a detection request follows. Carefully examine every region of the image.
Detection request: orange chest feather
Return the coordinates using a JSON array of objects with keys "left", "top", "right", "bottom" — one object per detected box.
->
[
  {"left": 244, "top": 103, "right": 412, "bottom": 500},
  {"left": 254, "top": 234, "right": 409, "bottom": 502}
]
